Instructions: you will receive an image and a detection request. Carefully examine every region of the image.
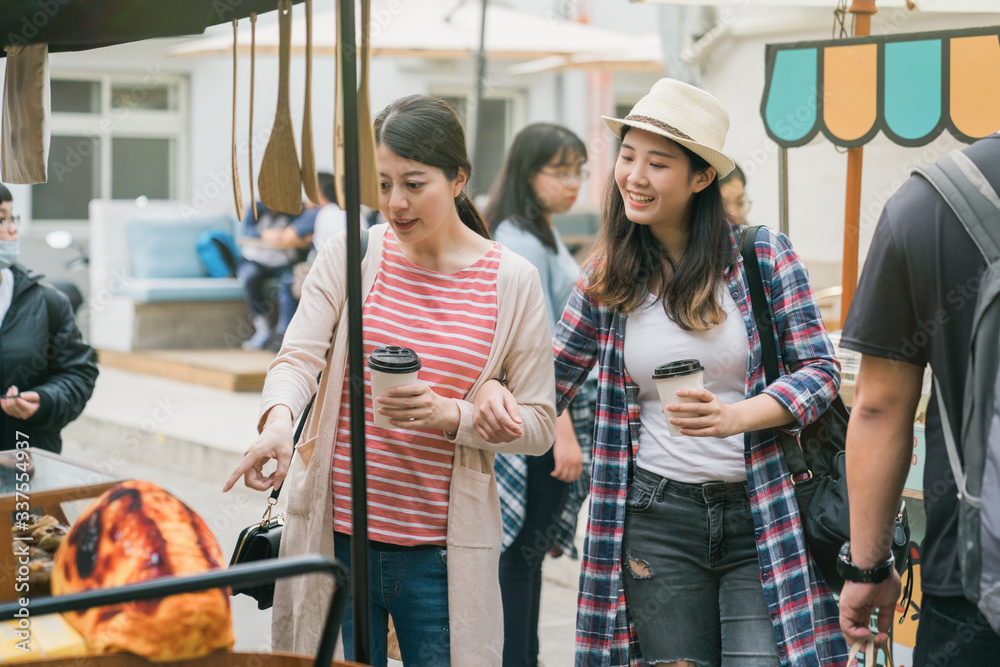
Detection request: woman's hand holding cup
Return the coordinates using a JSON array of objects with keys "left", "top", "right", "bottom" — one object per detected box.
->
[
  {"left": 376, "top": 382, "right": 460, "bottom": 433},
  {"left": 665, "top": 387, "right": 741, "bottom": 438}
]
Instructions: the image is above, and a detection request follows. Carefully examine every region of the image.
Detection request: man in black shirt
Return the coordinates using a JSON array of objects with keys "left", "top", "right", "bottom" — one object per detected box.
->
[{"left": 838, "top": 134, "right": 1000, "bottom": 663}]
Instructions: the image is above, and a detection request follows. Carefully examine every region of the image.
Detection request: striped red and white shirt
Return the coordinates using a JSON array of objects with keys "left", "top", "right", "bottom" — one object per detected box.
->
[{"left": 332, "top": 230, "right": 501, "bottom": 546}]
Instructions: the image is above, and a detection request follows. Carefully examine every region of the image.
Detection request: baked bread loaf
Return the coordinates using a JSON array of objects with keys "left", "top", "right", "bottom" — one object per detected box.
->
[{"left": 51, "top": 481, "right": 234, "bottom": 660}]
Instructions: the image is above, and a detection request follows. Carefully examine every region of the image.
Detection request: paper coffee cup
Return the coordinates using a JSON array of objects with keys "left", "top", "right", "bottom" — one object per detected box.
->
[
  {"left": 653, "top": 359, "right": 705, "bottom": 437},
  {"left": 368, "top": 346, "right": 422, "bottom": 429}
]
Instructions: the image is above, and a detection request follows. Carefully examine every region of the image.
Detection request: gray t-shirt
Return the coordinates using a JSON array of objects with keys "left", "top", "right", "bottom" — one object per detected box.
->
[{"left": 492, "top": 219, "right": 580, "bottom": 332}]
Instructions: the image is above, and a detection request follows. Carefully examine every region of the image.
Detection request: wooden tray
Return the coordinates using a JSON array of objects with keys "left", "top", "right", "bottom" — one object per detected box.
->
[{"left": 1, "top": 448, "right": 125, "bottom": 603}]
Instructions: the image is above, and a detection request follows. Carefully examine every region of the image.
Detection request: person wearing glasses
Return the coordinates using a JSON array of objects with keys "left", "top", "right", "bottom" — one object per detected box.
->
[
  {"left": 484, "top": 123, "right": 597, "bottom": 667},
  {"left": 0, "top": 183, "right": 98, "bottom": 453}
]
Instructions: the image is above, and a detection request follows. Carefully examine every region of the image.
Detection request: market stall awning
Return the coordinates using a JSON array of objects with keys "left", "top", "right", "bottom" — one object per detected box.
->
[
  {"left": 169, "top": 0, "right": 651, "bottom": 60},
  {"left": 0, "top": 0, "right": 303, "bottom": 54},
  {"left": 761, "top": 25, "right": 1000, "bottom": 148}
]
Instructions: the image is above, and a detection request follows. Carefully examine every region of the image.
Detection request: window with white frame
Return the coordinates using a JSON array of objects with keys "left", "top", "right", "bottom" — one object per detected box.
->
[
  {"left": 436, "top": 91, "right": 519, "bottom": 197},
  {"left": 31, "top": 73, "right": 187, "bottom": 222}
]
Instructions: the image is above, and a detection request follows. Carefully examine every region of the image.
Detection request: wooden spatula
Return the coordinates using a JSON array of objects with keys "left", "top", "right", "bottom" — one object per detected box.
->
[
  {"left": 332, "top": 0, "right": 345, "bottom": 208},
  {"left": 357, "top": 0, "right": 380, "bottom": 209},
  {"left": 248, "top": 12, "right": 258, "bottom": 221},
  {"left": 258, "top": 0, "right": 301, "bottom": 215},
  {"left": 299, "top": 0, "right": 321, "bottom": 206},
  {"left": 231, "top": 19, "right": 245, "bottom": 222}
]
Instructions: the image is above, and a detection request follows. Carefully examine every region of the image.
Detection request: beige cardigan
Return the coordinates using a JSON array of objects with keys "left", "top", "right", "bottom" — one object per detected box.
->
[{"left": 264, "top": 226, "right": 556, "bottom": 664}]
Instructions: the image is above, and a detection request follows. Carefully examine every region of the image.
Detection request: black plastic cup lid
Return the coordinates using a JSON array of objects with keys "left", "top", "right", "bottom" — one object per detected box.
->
[
  {"left": 367, "top": 346, "right": 421, "bottom": 374},
  {"left": 652, "top": 359, "right": 704, "bottom": 380}
]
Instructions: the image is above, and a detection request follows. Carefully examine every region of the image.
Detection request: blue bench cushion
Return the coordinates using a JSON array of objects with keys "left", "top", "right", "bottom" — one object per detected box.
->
[
  {"left": 127, "top": 215, "right": 235, "bottom": 279},
  {"left": 118, "top": 278, "right": 244, "bottom": 303}
]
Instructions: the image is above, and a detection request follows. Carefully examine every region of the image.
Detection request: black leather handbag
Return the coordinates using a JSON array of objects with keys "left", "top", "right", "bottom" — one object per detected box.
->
[
  {"left": 230, "top": 486, "right": 285, "bottom": 609},
  {"left": 741, "top": 226, "right": 909, "bottom": 593}
]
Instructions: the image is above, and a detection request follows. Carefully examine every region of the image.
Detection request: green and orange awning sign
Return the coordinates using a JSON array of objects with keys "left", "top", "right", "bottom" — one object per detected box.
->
[{"left": 761, "top": 25, "right": 1000, "bottom": 148}]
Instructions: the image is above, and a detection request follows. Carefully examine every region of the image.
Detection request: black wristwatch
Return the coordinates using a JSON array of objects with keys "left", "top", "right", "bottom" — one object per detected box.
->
[{"left": 837, "top": 542, "right": 895, "bottom": 584}]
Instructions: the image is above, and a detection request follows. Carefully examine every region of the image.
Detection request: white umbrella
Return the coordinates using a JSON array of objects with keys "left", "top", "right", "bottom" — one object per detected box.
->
[
  {"left": 507, "top": 34, "right": 663, "bottom": 75},
  {"left": 169, "top": 0, "right": 659, "bottom": 61}
]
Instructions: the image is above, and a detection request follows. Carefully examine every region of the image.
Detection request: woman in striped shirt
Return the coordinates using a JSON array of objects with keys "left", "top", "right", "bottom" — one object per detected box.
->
[
  {"left": 226, "top": 95, "right": 557, "bottom": 666},
  {"left": 475, "top": 80, "right": 847, "bottom": 666}
]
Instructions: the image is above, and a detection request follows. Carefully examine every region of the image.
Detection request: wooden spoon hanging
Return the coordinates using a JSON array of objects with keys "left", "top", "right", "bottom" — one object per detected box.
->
[
  {"left": 258, "top": 0, "right": 301, "bottom": 215},
  {"left": 230, "top": 19, "right": 245, "bottom": 222},
  {"left": 357, "top": 0, "right": 380, "bottom": 209},
  {"left": 300, "top": 0, "right": 321, "bottom": 206},
  {"left": 248, "top": 12, "right": 258, "bottom": 221},
  {"left": 332, "top": 0, "right": 345, "bottom": 208}
]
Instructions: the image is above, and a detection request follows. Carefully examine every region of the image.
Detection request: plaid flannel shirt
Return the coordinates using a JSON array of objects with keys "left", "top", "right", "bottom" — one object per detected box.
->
[
  {"left": 553, "top": 225, "right": 849, "bottom": 667},
  {"left": 496, "top": 380, "right": 598, "bottom": 558}
]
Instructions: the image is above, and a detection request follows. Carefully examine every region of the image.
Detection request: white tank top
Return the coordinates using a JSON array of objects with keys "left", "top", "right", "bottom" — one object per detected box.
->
[{"left": 623, "top": 289, "right": 749, "bottom": 483}]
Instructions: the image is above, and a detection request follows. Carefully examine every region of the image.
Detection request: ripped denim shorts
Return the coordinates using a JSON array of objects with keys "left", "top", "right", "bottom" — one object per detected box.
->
[{"left": 621, "top": 467, "right": 780, "bottom": 667}]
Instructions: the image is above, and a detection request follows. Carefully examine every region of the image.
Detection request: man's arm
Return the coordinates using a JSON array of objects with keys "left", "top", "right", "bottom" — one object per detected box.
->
[{"left": 839, "top": 354, "right": 923, "bottom": 644}]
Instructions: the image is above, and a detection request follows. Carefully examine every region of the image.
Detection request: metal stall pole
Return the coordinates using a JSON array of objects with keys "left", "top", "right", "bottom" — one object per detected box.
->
[
  {"left": 339, "top": 0, "right": 371, "bottom": 662},
  {"left": 470, "top": 0, "right": 489, "bottom": 187},
  {"left": 778, "top": 146, "right": 790, "bottom": 237}
]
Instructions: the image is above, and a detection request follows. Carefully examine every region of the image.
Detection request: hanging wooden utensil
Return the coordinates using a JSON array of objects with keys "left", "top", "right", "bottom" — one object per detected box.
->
[
  {"left": 248, "top": 12, "right": 258, "bottom": 221},
  {"left": 299, "top": 0, "right": 321, "bottom": 206},
  {"left": 357, "top": 0, "right": 380, "bottom": 209},
  {"left": 258, "top": 0, "right": 302, "bottom": 215},
  {"left": 231, "top": 19, "right": 245, "bottom": 222},
  {"left": 332, "top": 0, "right": 346, "bottom": 208}
]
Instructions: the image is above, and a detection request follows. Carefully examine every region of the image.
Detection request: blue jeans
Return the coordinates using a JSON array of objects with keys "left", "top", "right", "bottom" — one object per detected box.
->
[
  {"left": 236, "top": 260, "right": 296, "bottom": 334},
  {"left": 621, "top": 467, "right": 780, "bottom": 667},
  {"left": 333, "top": 533, "right": 450, "bottom": 667},
  {"left": 913, "top": 594, "right": 1000, "bottom": 666}
]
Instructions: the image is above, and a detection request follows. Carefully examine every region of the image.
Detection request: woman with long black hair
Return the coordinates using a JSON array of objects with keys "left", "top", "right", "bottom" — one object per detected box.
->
[
  {"left": 484, "top": 123, "right": 597, "bottom": 667},
  {"left": 474, "top": 79, "right": 848, "bottom": 666}
]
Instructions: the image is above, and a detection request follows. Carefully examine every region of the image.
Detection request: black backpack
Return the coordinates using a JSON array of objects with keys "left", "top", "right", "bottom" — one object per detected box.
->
[{"left": 913, "top": 149, "right": 1000, "bottom": 634}]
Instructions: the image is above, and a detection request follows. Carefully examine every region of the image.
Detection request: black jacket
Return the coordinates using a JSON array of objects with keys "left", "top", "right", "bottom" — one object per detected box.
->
[{"left": 0, "top": 265, "right": 98, "bottom": 452}]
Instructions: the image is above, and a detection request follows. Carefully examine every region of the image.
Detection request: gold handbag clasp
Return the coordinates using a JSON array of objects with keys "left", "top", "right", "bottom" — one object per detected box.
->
[{"left": 260, "top": 495, "right": 278, "bottom": 528}]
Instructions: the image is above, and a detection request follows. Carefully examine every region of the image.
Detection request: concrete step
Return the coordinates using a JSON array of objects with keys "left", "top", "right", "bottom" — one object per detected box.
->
[{"left": 96, "top": 348, "right": 273, "bottom": 392}]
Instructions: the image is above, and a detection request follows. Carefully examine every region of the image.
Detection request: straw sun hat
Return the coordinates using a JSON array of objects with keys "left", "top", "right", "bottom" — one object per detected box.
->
[{"left": 603, "top": 78, "right": 736, "bottom": 179}]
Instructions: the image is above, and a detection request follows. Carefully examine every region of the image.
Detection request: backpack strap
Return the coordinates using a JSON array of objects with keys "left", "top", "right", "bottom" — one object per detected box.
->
[
  {"left": 740, "top": 225, "right": 810, "bottom": 477},
  {"left": 913, "top": 149, "right": 1000, "bottom": 264},
  {"left": 932, "top": 373, "right": 980, "bottom": 508}
]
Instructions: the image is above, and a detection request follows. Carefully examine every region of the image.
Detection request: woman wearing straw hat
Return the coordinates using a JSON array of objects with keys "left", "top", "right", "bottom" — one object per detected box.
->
[{"left": 474, "top": 79, "right": 848, "bottom": 666}]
